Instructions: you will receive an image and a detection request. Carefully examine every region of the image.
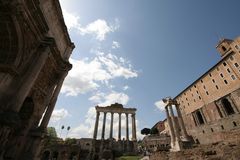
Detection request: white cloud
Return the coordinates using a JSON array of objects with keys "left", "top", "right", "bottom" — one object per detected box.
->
[
  {"left": 123, "top": 85, "right": 129, "bottom": 91},
  {"left": 62, "top": 10, "right": 119, "bottom": 41},
  {"left": 155, "top": 100, "right": 166, "bottom": 111},
  {"left": 112, "top": 41, "right": 120, "bottom": 49},
  {"left": 62, "top": 10, "right": 81, "bottom": 29},
  {"left": 61, "top": 53, "right": 138, "bottom": 96},
  {"left": 50, "top": 108, "right": 70, "bottom": 123},
  {"left": 99, "top": 92, "right": 129, "bottom": 106},
  {"left": 89, "top": 91, "right": 129, "bottom": 106}
]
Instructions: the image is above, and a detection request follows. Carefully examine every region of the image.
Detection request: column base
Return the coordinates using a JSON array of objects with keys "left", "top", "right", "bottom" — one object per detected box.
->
[{"left": 170, "top": 140, "right": 183, "bottom": 152}]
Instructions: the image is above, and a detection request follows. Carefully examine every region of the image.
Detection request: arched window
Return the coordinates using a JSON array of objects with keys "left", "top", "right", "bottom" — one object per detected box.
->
[{"left": 222, "top": 98, "right": 235, "bottom": 115}]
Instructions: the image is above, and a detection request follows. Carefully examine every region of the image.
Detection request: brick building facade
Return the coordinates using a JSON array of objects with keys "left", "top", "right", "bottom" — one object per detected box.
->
[{"left": 174, "top": 37, "right": 240, "bottom": 144}]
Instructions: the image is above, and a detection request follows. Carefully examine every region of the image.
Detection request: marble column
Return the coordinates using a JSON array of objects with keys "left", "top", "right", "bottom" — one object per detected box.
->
[
  {"left": 93, "top": 111, "right": 100, "bottom": 139},
  {"left": 126, "top": 113, "right": 129, "bottom": 141},
  {"left": 110, "top": 112, "right": 114, "bottom": 139},
  {"left": 118, "top": 113, "right": 121, "bottom": 141},
  {"left": 40, "top": 72, "right": 67, "bottom": 128},
  {"left": 166, "top": 106, "right": 176, "bottom": 144},
  {"left": 101, "top": 112, "right": 107, "bottom": 139},
  {"left": 131, "top": 113, "right": 137, "bottom": 141},
  {"left": 175, "top": 104, "right": 188, "bottom": 139},
  {"left": 169, "top": 105, "right": 180, "bottom": 141}
]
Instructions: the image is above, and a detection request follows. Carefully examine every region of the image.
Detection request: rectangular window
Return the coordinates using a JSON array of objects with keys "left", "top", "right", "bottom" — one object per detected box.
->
[
  {"left": 227, "top": 68, "right": 231, "bottom": 73},
  {"left": 203, "top": 85, "right": 206, "bottom": 89},
  {"left": 216, "top": 85, "right": 219, "bottom": 90},
  {"left": 220, "top": 73, "right": 224, "bottom": 78},
  {"left": 206, "top": 91, "right": 209, "bottom": 95},
  {"left": 212, "top": 79, "right": 215, "bottom": 83},
  {"left": 223, "top": 62, "right": 227, "bottom": 66},
  {"left": 231, "top": 75, "right": 236, "bottom": 80},
  {"left": 209, "top": 73, "right": 212, "bottom": 77},
  {"left": 201, "top": 79, "right": 203, "bottom": 83},
  {"left": 224, "top": 80, "right": 228, "bottom": 84},
  {"left": 199, "top": 96, "right": 201, "bottom": 100}
]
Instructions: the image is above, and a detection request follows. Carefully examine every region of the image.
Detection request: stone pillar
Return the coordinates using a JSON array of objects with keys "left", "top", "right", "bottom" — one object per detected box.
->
[
  {"left": 118, "top": 113, "right": 121, "bottom": 141},
  {"left": 101, "top": 112, "right": 107, "bottom": 140},
  {"left": 40, "top": 72, "right": 68, "bottom": 128},
  {"left": 109, "top": 112, "right": 114, "bottom": 139},
  {"left": 169, "top": 105, "right": 180, "bottom": 141},
  {"left": 126, "top": 113, "right": 129, "bottom": 141},
  {"left": 93, "top": 111, "right": 100, "bottom": 139},
  {"left": 175, "top": 104, "right": 189, "bottom": 139},
  {"left": 166, "top": 106, "right": 176, "bottom": 145},
  {"left": 131, "top": 113, "right": 137, "bottom": 141}
]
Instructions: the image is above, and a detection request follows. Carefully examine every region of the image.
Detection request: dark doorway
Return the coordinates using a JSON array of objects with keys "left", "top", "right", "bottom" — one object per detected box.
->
[
  {"left": 222, "top": 98, "right": 235, "bottom": 115},
  {"left": 41, "top": 151, "right": 50, "bottom": 160}
]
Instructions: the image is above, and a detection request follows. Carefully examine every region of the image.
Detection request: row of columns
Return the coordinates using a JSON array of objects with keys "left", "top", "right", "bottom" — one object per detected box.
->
[
  {"left": 165, "top": 102, "right": 189, "bottom": 151},
  {"left": 93, "top": 112, "right": 137, "bottom": 141}
]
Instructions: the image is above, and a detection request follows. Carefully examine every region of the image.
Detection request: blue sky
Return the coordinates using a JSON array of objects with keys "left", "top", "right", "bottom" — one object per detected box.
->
[{"left": 48, "top": 0, "right": 240, "bottom": 139}]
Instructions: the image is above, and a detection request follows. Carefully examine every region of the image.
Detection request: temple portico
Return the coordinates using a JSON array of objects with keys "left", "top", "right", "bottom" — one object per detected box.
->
[
  {"left": 93, "top": 103, "right": 137, "bottom": 141},
  {"left": 91, "top": 103, "right": 137, "bottom": 159}
]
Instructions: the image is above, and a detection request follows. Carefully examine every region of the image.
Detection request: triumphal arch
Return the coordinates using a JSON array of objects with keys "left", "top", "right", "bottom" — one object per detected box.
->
[
  {"left": 0, "top": 0, "right": 74, "bottom": 159},
  {"left": 91, "top": 103, "right": 137, "bottom": 159}
]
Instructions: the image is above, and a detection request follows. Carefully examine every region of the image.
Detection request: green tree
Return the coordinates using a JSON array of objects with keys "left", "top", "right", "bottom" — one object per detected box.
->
[
  {"left": 141, "top": 128, "right": 150, "bottom": 135},
  {"left": 47, "top": 127, "right": 57, "bottom": 137},
  {"left": 150, "top": 127, "right": 159, "bottom": 135},
  {"left": 65, "top": 138, "right": 77, "bottom": 145}
]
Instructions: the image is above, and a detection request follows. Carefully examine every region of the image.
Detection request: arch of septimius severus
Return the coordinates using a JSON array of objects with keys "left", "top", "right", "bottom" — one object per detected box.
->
[
  {"left": 0, "top": 0, "right": 74, "bottom": 159},
  {"left": 91, "top": 103, "right": 137, "bottom": 159}
]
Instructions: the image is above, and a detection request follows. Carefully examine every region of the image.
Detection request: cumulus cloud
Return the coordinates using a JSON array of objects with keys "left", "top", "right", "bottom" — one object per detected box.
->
[
  {"left": 62, "top": 10, "right": 81, "bottom": 29},
  {"left": 50, "top": 108, "right": 70, "bottom": 123},
  {"left": 112, "top": 41, "right": 120, "bottom": 49},
  {"left": 155, "top": 100, "right": 166, "bottom": 111},
  {"left": 89, "top": 91, "right": 129, "bottom": 106},
  {"left": 61, "top": 53, "right": 138, "bottom": 96},
  {"left": 62, "top": 10, "right": 119, "bottom": 41}
]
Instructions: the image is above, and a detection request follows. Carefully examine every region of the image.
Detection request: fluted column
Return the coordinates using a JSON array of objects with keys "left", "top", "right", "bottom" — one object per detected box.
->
[
  {"left": 166, "top": 106, "right": 175, "bottom": 144},
  {"left": 40, "top": 72, "right": 68, "bottom": 128},
  {"left": 169, "top": 105, "right": 180, "bottom": 141},
  {"left": 118, "top": 113, "right": 121, "bottom": 141},
  {"left": 101, "top": 112, "right": 107, "bottom": 139},
  {"left": 131, "top": 113, "right": 137, "bottom": 141},
  {"left": 175, "top": 104, "right": 188, "bottom": 139},
  {"left": 93, "top": 111, "right": 100, "bottom": 139},
  {"left": 109, "top": 112, "right": 114, "bottom": 139},
  {"left": 126, "top": 113, "right": 129, "bottom": 141}
]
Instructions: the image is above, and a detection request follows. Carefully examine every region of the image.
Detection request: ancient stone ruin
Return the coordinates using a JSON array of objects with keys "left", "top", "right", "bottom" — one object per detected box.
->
[{"left": 91, "top": 103, "right": 137, "bottom": 159}]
